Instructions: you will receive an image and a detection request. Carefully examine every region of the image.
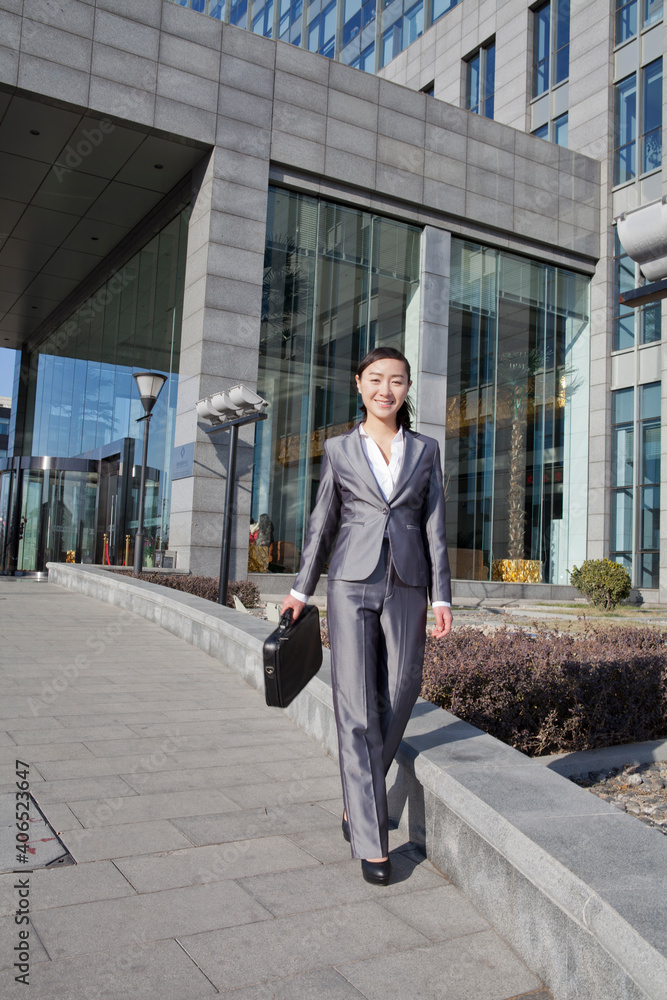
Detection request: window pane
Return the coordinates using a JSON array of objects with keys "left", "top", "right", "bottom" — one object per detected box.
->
[
  {"left": 613, "top": 385, "right": 634, "bottom": 424},
  {"left": 554, "top": 112, "right": 568, "bottom": 147},
  {"left": 640, "top": 483, "right": 659, "bottom": 548},
  {"left": 641, "top": 303, "right": 661, "bottom": 343},
  {"left": 230, "top": 0, "right": 248, "bottom": 27},
  {"left": 611, "top": 488, "right": 634, "bottom": 551},
  {"left": 405, "top": 1, "right": 423, "bottom": 45},
  {"left": 642, "top": 59, "right": 662, "bottom": 172},
  {"left": 554, "top": 0, "right": 569, "bottom": 84},
  {"left": 641, "top": 382, "right": 661, "bottom": 420},
  {"left": 613, "top": 551, "right": 633, "bottom": 574},
  {"left": 308, "top": 15, "right": 319, "bottom": 49},
  {"left": 615, "top": 311, "right": 635, "bottom": 350},
  {"left": 533, "top": 123, "right": 549, "bottom": 139},
  {"left": 614, "top": 74, "right": 637, "bottom": 183},
  {"left": 642, "top": 422, "right": 661, "bottom": 486},
  {"left": 484, "top": 41, "right": 495, "bottom": 118},
  {"left": 644, "top": 0, "right": 663, "bottom": 27},
  {"left": 466, "top": 51, "right": 480, "bottom": 112},
  {"left": 533, "top": 4, "right": 550, "bottom": 96},
  {"left": 612, "top": 425, "right": 634, "bottom": 486},
  {"left": 616, "top": 0, "right": 637, "bottom": 44},
  {"left": 360, "top": 42, "right": 375, "bottom": 71},
  {"left": 432, "top": 0, "right": 456, "bottom": 24},
  {"left": 639, "top": 551, "right": 659, "bottom": 588},
  {"left": 382, "top": 24, "right": 400, "bottom": 66}
]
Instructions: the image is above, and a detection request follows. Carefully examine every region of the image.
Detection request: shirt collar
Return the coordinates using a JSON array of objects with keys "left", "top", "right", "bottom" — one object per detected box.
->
[{"left": 359, "top": 423, "right": 404, "bottom": 445}]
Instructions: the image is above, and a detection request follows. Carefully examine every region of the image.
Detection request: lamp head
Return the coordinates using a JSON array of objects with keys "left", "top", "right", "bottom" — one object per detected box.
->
[
  {"left": 196, "top": 384, "right": 268, "bottom": 424},
  {"left": 133, "top": 372, "right": 168, "bottom": 414}
]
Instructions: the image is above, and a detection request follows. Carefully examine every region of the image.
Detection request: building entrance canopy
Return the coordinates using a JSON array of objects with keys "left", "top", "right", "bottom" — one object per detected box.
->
[{"left": 0, "top": 86, "right": 207, "bottom": 353}]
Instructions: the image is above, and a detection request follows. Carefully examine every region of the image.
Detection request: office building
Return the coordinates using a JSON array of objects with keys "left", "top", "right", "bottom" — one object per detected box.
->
[{"left": 0, "top": 0, "right": 660, "bottom": 602}]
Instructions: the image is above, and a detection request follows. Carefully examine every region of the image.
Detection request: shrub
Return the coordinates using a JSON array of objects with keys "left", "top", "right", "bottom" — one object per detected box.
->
[
  {"left": 227, "top": 578, "right": 261, "bottom": 609},
  {"left": 421, "top": 626, "right": 667, "bottom": 756},
  {"left": 569, "top": 558, "right": 632, "bottom": 611},
  {"left": 124, "top": 572, "right": 260, "bottom": 609}
]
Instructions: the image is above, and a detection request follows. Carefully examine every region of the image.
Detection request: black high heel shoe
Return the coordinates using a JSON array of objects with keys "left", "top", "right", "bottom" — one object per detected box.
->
[
  {"left": 361, "top": 858, "right": 391, "bottom": 886},
  {"left": 342, "top": 815, "right": 350, "bottom": 842}
]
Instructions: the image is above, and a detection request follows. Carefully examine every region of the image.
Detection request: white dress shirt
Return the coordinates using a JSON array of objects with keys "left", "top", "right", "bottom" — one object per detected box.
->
[{"left": 290, "top": 423, "right": 450, "bottom": 608}]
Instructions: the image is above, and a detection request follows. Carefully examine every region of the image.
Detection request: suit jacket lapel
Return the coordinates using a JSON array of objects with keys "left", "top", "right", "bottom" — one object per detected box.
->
[
  {"left": 339, "top": 425, "right": 386, "bottom": 505},
  {"left": 388, "top": 431, "right": 426, "bottom": 503}
]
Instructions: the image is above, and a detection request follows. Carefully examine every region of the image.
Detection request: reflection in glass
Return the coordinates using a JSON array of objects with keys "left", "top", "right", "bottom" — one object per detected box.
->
[
  {"left": 466, "top": 42, "right": 495, "bottom": 119},
  {"left": 612, "top": 424, "right": 634, "bottom": 487},
  {"left": 644, "top": 0, "right": 663, "bottom": 27},
  {"left": 613, "top": 232, "right": 637, "bottom": 349},
  {"left": 554, "top": 112, "right": 568, "bottom": 147},
  {"left": 533, "top": 3, "right": 550, "bottom": 97},
  {"left": 446, "top": 240, "right": 590, "bottom": 584},
  {"left": 614, "top": 74, "right": 637, "bottom": 184},
  {"left": 230, "top": 0, "right": 248, "bottom": 28},
  {"left": 642, "top": 303, "right": 661, "bottom": 343},
  {"left": 616, "top": 0, "right": 637, "bottom": 44},
  {"left": 554, "top": 0, "right": 570, "bottom": 85},
  {"left": 309, "top": 0, "right": 337, "bottom": 55},
  {"left": 612, "top": 488, "right": 634, "bottom": 553},
  {"left": 431, "top": 0, "right": 458, "bottom": 24},
  {"left": 22, "top": 209, "right": 188, "bottom": 561},
  {"left": 642, "top": 58, "right": 662, "bottom": 173},
  {"left": 252, "top": 187, "right": 420, "bottom": 574},
  {"left": 16, "top": 468, "right": 98, "bottom": 573}
]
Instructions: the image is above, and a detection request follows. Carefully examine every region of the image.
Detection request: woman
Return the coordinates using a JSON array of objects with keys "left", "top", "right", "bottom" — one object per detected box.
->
[{"left": 281, "top": 347, "right": 452, "bottom": 885}]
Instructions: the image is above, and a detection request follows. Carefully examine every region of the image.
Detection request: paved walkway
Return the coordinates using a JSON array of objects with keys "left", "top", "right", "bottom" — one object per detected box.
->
[{"left": 0, "top": 578, "right": 550, "bottom": 1000}]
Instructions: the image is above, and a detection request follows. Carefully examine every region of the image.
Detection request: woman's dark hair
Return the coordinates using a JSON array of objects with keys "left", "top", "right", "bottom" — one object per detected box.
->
[{"left": 356, "top": 347, "right": 414, "bottom": 431}]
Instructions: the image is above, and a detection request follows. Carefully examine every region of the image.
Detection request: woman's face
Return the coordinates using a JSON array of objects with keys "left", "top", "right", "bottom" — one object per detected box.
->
[{"left": 355, "top": 358, "right": 411, "bottom": 425}]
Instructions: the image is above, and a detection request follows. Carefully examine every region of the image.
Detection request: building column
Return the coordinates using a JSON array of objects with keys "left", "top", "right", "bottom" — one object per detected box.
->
[
  {"left": 169, "top": 136, "right": 272, "bottom": 580},
  {"left": 415, "top": 225, "right": 450, "bottom": 460}
]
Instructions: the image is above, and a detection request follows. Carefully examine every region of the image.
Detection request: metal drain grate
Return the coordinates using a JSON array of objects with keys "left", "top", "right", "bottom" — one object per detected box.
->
[{"left": 1, "top": 793, "right": 74, "bottom": 873}]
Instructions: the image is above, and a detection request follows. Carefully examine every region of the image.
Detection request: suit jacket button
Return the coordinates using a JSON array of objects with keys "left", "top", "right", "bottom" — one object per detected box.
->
[{"left": 382, "top": 507, "right": 388, "bottom": 514}]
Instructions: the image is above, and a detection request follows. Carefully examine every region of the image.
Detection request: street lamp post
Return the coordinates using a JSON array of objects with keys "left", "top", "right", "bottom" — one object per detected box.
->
[
  {"left": 133, "top": 372, "right": 168, "bottom": 576},
  {"left": 196, "top": 385, "right": 268, "bottom": 606}
]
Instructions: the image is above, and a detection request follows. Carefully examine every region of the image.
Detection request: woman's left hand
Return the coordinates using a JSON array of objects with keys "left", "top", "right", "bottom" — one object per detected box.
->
[{"left": 431, "top": 606, "right": 453, "bottom": 639}]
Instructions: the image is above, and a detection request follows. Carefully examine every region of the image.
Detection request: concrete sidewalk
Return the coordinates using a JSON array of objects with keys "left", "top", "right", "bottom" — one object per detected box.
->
[{"left": 0, "top": 579, "right": 549, "bottom": 1000}]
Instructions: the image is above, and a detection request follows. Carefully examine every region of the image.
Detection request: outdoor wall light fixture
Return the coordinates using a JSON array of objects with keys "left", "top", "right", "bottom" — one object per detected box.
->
[
  {"left": 616, "top": 197, "right": 667, "bottom": 308},
  {"left": 132, "top": 371, "right": 168, "bottom": 575},
  {"left": 196, "top": 384, "right": 269, "bottom": 605}
]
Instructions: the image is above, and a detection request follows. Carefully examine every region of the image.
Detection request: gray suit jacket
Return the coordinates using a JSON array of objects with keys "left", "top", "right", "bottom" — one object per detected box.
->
[{"left": 293, "top": 424, "right": 452, "bottom": 603}]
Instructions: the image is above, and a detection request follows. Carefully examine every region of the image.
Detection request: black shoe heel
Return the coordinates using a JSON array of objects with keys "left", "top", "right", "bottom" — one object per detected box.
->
[
  {"left": 342, "top": 815, "right": 350, "bottom": 842},
  {"left": 361, "top": 858, "right": 391, "bottom": 886}
]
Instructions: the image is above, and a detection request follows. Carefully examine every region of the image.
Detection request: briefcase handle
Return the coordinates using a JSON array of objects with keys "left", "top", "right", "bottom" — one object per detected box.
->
[{"left": 278, "top": 608, "right": 295, "bottom": 631}]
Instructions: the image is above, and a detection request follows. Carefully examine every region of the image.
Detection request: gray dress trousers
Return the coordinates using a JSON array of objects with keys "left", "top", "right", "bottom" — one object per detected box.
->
[
  {"left": 328, "top": 540, "right": 427, "bottom": 859},
  {"left": 293, "top": 425, "right": 451, "bottom": 860}
]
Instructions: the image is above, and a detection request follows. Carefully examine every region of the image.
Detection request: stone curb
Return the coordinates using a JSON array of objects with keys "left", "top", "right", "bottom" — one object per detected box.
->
[
  {"left": 46, "top": 564, "right": 667, "bottom": 1000},
  {"left": 538, "top": 740, "right": 667, "bottom": 777}
]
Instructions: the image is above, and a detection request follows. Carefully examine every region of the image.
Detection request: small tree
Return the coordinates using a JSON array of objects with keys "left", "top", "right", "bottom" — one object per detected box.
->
[{"left": 570, "top": 558, "right": 632, "bottom": 611}]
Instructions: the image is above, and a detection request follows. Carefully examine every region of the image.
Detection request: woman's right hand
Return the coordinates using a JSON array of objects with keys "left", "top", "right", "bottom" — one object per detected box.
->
[{"left": 280, "top": 594, "right": 306, "bottom": 620}]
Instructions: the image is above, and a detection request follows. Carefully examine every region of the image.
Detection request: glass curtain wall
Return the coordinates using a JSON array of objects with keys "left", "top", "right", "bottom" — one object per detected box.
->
[
  {"left": 611, "top": 382, "right": 661, "bottom": 587},
  {"left": 446, "top": 239, "right": 590, "bottom": 585},
  {"left": 16, "top": 208, "right": 188, "bottom": 569},
  {"left": 251, "top": 186, "right": 420, "bottom": 575},
  {"left": 167, "top": 0, "right": 463, "bottom": 70}
]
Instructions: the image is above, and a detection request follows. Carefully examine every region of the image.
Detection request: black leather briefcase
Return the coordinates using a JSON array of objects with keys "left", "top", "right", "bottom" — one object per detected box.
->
[{"left": 263, "top": 605, "right": 323, "bottom": 708}]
